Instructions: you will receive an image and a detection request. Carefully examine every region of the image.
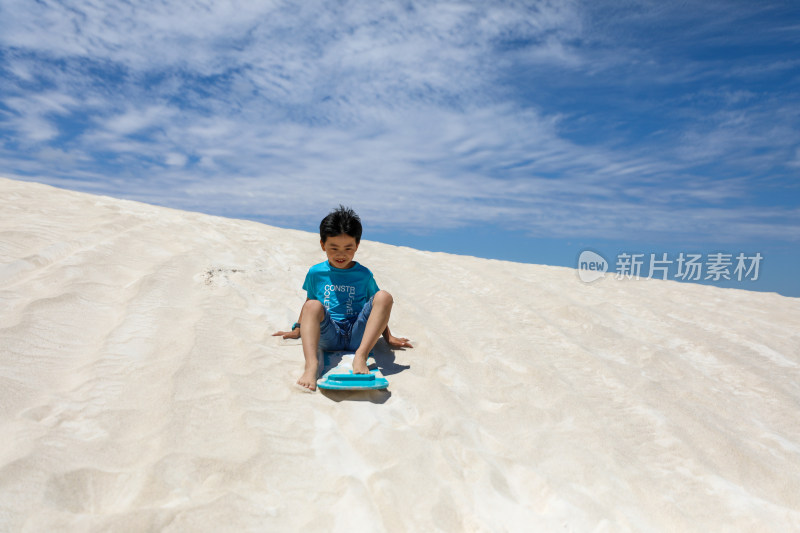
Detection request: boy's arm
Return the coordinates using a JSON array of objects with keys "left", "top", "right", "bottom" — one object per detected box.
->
[
  {"left": 272, "top": 298, "right": 310, "bottom": 340},
  {"left": 383, "top": 324, "right": 413, "bottom": 349}
]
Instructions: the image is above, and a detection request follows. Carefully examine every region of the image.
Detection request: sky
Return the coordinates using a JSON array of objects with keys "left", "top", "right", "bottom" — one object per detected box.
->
[{"left": 1, "top": 0, "right": 799, "bottom": 296}]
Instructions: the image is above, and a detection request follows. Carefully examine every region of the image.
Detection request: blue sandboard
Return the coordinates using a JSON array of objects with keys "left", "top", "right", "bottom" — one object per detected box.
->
[{"left": 317, "top": 352, "right": 389, "bottom": 391}]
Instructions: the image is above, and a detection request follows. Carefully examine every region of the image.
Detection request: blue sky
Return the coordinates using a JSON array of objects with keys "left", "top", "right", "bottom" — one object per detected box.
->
[{"left": 1, "top": 1, "right": 799, "bottom": 296}]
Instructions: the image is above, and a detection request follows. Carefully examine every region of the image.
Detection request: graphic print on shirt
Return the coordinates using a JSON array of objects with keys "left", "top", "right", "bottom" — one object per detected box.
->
[{"left": 323, "top": 284, "right": 356, "bottom": 318}]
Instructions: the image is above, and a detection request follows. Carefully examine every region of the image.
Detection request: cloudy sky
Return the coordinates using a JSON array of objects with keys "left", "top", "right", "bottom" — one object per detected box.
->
[{"left": 1, "top": 1, "right": 798, "bottom": 295}]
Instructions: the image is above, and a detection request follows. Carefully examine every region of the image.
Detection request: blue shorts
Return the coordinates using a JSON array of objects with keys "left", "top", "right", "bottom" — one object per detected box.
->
[{"left": 318, "top": 296, "right": 374, "bottom": 352}]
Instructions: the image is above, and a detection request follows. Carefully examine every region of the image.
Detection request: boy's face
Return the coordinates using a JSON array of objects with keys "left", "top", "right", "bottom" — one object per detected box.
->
[{"left": 321, "top": 233, "right": 359, "bottom": 269}]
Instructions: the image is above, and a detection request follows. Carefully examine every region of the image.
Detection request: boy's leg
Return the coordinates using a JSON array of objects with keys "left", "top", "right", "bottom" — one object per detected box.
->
[
  {"left": 298, "top": 299, "right": 325, "bottom": 390},
  {"left": 352, "top": 291, "right": 393, "bottom": 374}
]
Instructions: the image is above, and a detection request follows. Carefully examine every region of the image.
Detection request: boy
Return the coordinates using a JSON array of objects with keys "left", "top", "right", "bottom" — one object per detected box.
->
[{"left": 273, "top": 206, "right": 412, "bottom": 391}]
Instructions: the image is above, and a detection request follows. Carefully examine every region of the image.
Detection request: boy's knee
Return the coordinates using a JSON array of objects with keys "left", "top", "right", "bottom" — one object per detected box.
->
[
  {"left": 303, "top": 299, "right": 325, "bottom": 319},
  {"left": 374, "top": 290, "right": 393, "bottom": 307}
]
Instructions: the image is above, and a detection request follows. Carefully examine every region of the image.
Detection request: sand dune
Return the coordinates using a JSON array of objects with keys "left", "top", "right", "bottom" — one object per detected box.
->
[{"left": 1, "top": 176, "right": 799, "bottom": 532}]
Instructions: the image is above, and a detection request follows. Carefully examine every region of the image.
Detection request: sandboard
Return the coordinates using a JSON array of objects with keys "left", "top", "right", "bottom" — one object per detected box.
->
[{"left": 317, "top": 351, "right": 389, "bottom": 391}]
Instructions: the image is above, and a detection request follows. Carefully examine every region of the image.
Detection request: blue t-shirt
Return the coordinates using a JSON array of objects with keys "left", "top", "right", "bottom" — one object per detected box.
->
[{"left": 303, "top": 261, "right": 380, "bottom": 322}]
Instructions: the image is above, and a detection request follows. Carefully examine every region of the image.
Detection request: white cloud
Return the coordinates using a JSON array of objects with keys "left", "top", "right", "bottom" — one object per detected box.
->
[
  {"left": 15, "top": 117, "right": 60, "bottom": 143},
  {"left": 165, "top": 153, "right": 188, "bottom": 167},
  {"left": 102, "top": 106, "right": 177, "bottom": 136}
]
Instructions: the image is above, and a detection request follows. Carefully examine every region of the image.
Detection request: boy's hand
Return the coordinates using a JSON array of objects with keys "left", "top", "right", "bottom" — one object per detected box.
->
[
  {"left": 386, "top": 334, "right": 413, "bottom": 349},
  {"left": 273, "top": 329, "right": 300, "bottom": 340}
]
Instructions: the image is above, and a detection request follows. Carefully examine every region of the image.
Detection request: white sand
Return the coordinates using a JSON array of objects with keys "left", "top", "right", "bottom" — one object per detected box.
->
[{"left": 1, "top": 176, "right": 799, "bottom": 532}]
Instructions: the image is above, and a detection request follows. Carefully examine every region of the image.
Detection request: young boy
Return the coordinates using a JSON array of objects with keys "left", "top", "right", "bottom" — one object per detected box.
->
[{"left": 273, "top": 206, "right": 412, "bottom": 391}]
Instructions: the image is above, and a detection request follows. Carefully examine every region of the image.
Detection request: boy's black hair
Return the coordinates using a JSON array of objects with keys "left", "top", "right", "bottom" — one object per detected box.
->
[{"left": 319, "top": 205, "right": 363, "bottom": 243}]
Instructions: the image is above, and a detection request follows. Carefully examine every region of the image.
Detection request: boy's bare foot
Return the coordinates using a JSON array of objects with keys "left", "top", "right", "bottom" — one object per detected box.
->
[
  {"left": 297, "top": 365, "right": 318, "bottom": 391},
  {"left": 352, "top": 352, "right": 369, "bottom": 374}
]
